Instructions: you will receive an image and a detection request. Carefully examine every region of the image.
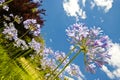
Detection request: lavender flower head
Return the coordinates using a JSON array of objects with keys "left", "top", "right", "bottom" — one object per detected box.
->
[
  {"left": 65, "top": 64, "right": 84, "bottom": 79},
  {"left": 14, "top": 38, "right": 28, "bottom": 50},
  {"left": 41, "top": 57, "right": 57, "bottom": 71},
  {"left": 54, "top": 51, "right": 69, "bottom": 65},
  {"left": 42, "top": 47, "right": 69, "bottom": 66},
  {"left": 3, "top": 5, "right": 9, "bottom": 11},
  {"left": 28, "top": 38, "right": 41, "bottom": 53},
  {"left": 2, "top": 22, "right": 18, "bottom": 40},
  {"left": 41, "top": 47, "right": 54, "bottom": 57},
  {"left": 66, "top": 23, "right": 89, "bottom": 43},
  {"left": 0, "top": 0, "right": 5, "bottom": 5},
  {"left": 66, "top": 23, "right": 112, "bottom": 73},
  {"left": 23, "top": 19, "right": 41, "bottom": 36},
  {"left": 0, "top": 0, "right": 9, "bottom": 11}
]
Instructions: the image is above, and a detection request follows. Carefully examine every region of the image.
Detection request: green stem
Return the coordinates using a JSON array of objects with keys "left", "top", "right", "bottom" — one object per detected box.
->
[
  {"left": 7, "top": 43, "right": 14, "bottom": 51},
  {"left": 12, "top": 50, "right": 25, "bottom": 59},
  {"left": 47, "top": 46, "right": 76, "bottom": 80},
  {"left": 0, "top": 0, "right": 13, "bottom": 7},
  {"left": 0, "top": 19, "right": 4, "bottom": 23},
  {"left": 0, "top": 26, "right": 5, "bottom": 30},
  {"left": 6, "top": 49, "right": 24, "bottom": 65},
  {"left": 52, "top": 49, "right": 81, "bottom": 80},
  {"left": 19, "top": 30, "right": 30, "bottom": 39},
  {"left": 13, "top": 49, "right": 32, "bottom": 59},
  {"left": 7, "top": 49, "right": 32, "bottom": 65},
  {"left": 10, "top": 48, "right": 22, "bottom": 57},
  {"left": 21, "top": 49, "right": 33, "bottom": 57}
]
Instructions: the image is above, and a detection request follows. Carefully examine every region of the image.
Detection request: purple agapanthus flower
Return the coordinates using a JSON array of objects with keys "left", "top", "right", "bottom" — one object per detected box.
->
[
  {"left": 43, "top": 47, "right": 54, "bottom": 54},
  {"left": 54, "top": 51, "right": 69, "bottom": 65},
  {"left": 85, "top": 63, "right": 96, "bottom": 73},
  {"left": 14, "top": 38, "right": 28, "bottom": 50},
  {"left": 0, "top": 0, "right": 9, "bottom": 11},
  {"left": 66, "top": 23, "right": 89, "bottom": 44},
  {"left": 28, "top": 38, "right": 41, "bottom": 53},
  {"left": 2, "top": 22, "right": 18, "bottom": 40},
  {"left": 0, "top": 0, "right": 5, "bottom": 5},
  {"left": 41, "top": 57, "right": 57, "bottom": 71},
  {"left": 66, "top": 23, "right": 112, "bottom": 73},
  {"left": 3, "top": 5, "right": 9, "bottom": 11},
  {"left": 23, "top": 19, "right": 41, "bottom": 36},
  {"left": 53, "top": 51, "right": 69, "bottom": 65},
  {"left": 65, "top": 64, "right": 84, "bottom": 78}
]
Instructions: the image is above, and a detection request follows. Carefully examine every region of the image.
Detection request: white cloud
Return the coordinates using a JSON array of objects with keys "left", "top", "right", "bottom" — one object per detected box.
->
[
  {"left": 108, "top": 43, "right": 120, "bottom": 68},
  {"left": 63, "top": 0, "right": 114, "bottom": 21},
  {"left": 102, "top": 65, "right": 115, "bottom": 79},
  {"left": 63, "top": 0, "right": 86, "bottom": 20},
  {"left": 90, "top": 1, "right": 95, "bottom": 9},
  {"left": 102, "top": 43, "right": 120, "bottom": 79},
  {"left": 82, "top": 0, "right": 86, "bottom": 7},
  {"left": 93, "top": 0, "right": 114, "bottom": 13}
]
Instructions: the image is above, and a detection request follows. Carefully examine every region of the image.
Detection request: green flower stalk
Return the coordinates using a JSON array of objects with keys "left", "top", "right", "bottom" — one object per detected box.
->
[{"left": 52, "top": 49, "right": 81, "bottom": 80}]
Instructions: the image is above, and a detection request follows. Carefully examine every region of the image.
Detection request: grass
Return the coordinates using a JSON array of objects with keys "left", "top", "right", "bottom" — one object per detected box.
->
[
  {"left": 0, "top": 45, "right": 33, "bottom": 80},
  {"left": 0, "top": 40, "right": 45, "bottom": 80}
]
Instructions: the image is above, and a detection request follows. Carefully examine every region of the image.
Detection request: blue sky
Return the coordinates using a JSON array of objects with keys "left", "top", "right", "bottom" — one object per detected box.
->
[{"left": 42, "top": 0, "right": 120, "bottom": 80}]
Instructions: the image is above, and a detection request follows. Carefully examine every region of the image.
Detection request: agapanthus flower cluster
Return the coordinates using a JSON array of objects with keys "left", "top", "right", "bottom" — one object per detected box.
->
[
  {"left": 23, "top": 19, "right": 41, "bottom": 36},
  {"left": 38, "top": 47, "right": 84, "bottom": 79},
  {"left": 65, "top": 64, "right": 84, "bottom": 78},
  {"left": 28, "top": 38, "right": 41, "bottom": 53},
  {"left": 0, "top": 0, "right": 5, "bottom": 4},
  {"left": 40, "top": 47, "right": 67, "bottom": 69},
  {"left": 14, "top": 38, "right": 28, "bottom": 50},
  {"left": 0, "top": 0, "right": 9, "bottom": 11},
  {"left": 41, "top": 57, "right": 57, "bottom": 71},
  {"left": 54, "top": 51, "right": 69, "bottom": 65},
  {"left": 66, "top": 23, "right": 112, "bottom": 73},
  {"left": 2, "top": 22, "right": 18, "bottom": 40}
]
